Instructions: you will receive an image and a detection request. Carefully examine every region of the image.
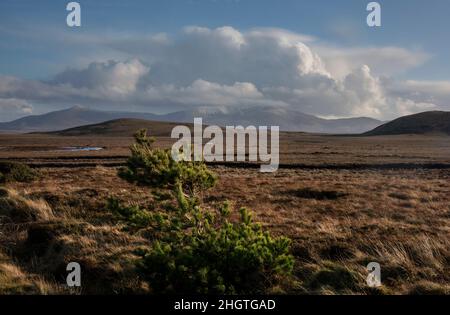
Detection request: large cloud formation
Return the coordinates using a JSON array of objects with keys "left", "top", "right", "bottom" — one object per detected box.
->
[{"left": 0, "top": 26, "right": 448, "bottom": 120}]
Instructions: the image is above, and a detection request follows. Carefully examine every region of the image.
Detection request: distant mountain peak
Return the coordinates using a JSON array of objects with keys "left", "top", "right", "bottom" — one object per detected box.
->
[{"left": 68, "top": 105, "right": 88, "bottom": 111}]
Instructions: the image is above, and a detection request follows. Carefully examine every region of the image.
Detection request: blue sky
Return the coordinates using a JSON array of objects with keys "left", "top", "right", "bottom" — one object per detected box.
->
[{"left": 1, "top": 0, "right": 450, "bottom": 121}]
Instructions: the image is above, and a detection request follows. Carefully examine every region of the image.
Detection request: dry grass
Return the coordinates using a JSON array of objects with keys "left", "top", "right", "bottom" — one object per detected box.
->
[
  {"left": 2, "top": 133, "right": 450, "bottom": 166},
  {"left": 0, "top": 251, "right": 63, "bottom": 294},
  {"left": 0, "top": 133, "right": 449, "bottom": 294},
  {"left": 0, "top": 185, "right": 150, "bottom": 294},
  {"left": 206, "top": 167, "right": 450, "bottom": 294},
  {"left": 0, "top": 188, "right": 54, "bottom": 222},
  {"left": 0, "top": 164, "right": 448, "bottom": 294}
]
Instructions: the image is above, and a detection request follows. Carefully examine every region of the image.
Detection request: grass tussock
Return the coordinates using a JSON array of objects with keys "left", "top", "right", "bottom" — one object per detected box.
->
[
  {"left": 407, "top": 281, "right": 450, "bottom": 295},
  {"left": 21, "top": 221, "right": 150, "bottom": 294},
  {"left": 0, "top": 251, "right": 62, "bottom": 294},
  {"left": 0, "top": 186, "right": 149, "bottom": 294},
  {"left": 309, "top": 262, "right": 361, "bottom": 293},
  {"left": 0, "top": 161, "right": 38, "bottom": 184},
  {"left": 0, "top": 188, "right": 54, "bottom": 222}
]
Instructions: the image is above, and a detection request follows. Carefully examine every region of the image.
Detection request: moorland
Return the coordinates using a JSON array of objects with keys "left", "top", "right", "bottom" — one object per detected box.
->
[{"left": 0, "top": 119, "right": 450, "bottom": 294}]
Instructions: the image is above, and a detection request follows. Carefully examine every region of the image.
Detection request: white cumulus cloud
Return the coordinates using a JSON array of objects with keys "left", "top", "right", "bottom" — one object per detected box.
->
[{"left": 0, "top": 26, "right": 448, "bottom": 121}]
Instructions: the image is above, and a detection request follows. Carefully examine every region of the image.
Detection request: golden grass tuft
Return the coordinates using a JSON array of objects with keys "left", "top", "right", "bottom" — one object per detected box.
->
[
  {"left": 0, "top": 252, "right": 61, "bottom": 294},
  {"left": 0, "top": 188, "right": 54, "bottom": 222}
]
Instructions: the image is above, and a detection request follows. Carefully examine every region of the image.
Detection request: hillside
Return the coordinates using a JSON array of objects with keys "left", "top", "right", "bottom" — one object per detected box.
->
[
  {"left": 0, "top": 106, "right": 159, "bottom": 132},
  {"left": 47, "top": 118, "right": 191, "bottom": 137},
  {"left": 365, "top": 111, "right": 450, "bottom": 136}
]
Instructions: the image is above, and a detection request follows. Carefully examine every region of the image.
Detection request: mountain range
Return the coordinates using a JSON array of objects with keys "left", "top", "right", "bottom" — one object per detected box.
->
[{"left": 0, "top": 106, "right": 382, "bottom": 134}]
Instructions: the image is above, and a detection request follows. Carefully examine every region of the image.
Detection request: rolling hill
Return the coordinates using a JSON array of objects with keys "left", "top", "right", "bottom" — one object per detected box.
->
[
  {"left": 48, "top": 118, "right": 191, "bottom": 137},
  {"left": 0, "top": 105, "right": 383, "bottom": 134},
  {"left": 364, "top": 111, "right": 450, "bottom": 136}
]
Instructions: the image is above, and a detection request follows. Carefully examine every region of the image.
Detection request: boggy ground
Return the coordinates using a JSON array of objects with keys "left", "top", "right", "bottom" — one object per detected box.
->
[
  {"left": 1, "top": 164, "right": 449, "bottom": 294},
  {"left": 2, "top": 133, "right": 450, "bottom": 166}
]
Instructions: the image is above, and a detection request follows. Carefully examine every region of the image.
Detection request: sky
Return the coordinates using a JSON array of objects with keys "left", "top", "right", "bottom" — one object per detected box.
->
[{"left": 1, "top": 0, "right": 450, "bottom": 121}]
